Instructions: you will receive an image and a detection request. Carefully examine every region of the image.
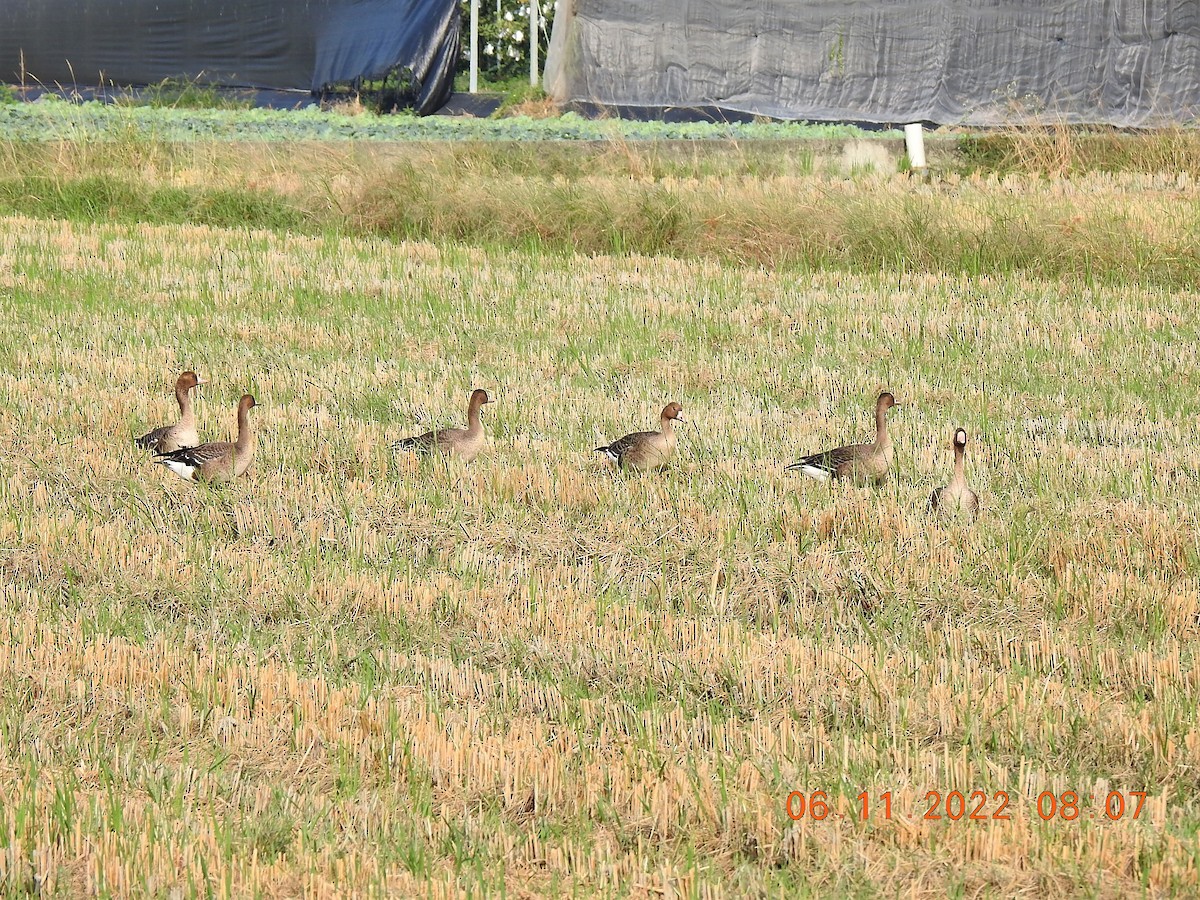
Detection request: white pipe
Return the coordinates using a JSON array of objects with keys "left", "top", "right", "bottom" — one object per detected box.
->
[
  {"left": 469, "top": 0, "right": 479, "bottom": 93},
  {"left": 904, "top": 123, "right": 927, "bottom": 170},
  {"left": 530, "top": 0, "right": 539, "bottom": 87}
]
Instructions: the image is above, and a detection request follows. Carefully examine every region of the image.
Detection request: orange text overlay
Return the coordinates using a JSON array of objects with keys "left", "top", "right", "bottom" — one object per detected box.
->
[{"left": 785, "top": 790, "right": 1150, "bottom": 823}]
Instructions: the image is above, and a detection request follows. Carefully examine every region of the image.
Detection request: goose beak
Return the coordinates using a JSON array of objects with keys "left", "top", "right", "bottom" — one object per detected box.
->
[{"left": 675, "top": 413, "right": 685, "bottom": 423}]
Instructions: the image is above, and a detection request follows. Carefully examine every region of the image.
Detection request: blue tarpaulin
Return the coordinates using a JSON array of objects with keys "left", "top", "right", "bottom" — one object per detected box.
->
[{"left": 0, "top": 0, "right": 460, "bottom": 113}]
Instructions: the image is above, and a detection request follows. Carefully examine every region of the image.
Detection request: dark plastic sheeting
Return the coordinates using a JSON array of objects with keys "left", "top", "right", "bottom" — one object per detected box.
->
[
  {"left": 0, "top": 0, "right": 461, "bottom": 114},
  {"left": 544, "top": 0, "right": 1200, "bottom": 126}
]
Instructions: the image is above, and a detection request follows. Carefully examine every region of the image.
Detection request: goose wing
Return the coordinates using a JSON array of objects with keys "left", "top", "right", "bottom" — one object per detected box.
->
[
  {"left": 596, "top": 430, "right": 654, "bottom": 462},
  {"left": 786, "top": 443, "right": 867, "bottom": 480},
  {"left": 155, "top": 441, "right": 233, "bottom": 469},
  {"left": 392, "top": 429, "right": 437, "bottom": 453},
  {"left": 393, "top": 426, "right": 470, "bottom": 454},
  {"left": 135, "top": 424, "right": 172, "bottom": 451}
]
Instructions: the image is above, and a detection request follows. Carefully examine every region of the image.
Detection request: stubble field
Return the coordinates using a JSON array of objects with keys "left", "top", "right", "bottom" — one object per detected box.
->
[{"left": 1, "top": 135, "right": 1199, "bottom": 897}]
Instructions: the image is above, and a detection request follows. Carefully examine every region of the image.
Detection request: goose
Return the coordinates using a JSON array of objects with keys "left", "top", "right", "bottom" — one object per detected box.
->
[
  {"left": 392, "top": 389, "right": 491, "bottom": 463},
  {"left": 154, "top": 394, "right": 256, "bottom": 482},
  {"left": 135, "top": 371, "right": 203, "bottom": 453},
  {"left": 595, "top": 402, "right": 683, "bottom": 471},
  {"left": 786, "top": 392, "right": 899, "bottom": 485},
  {"left": 928, "top": 427, "right": 979, "bottom": 520}
]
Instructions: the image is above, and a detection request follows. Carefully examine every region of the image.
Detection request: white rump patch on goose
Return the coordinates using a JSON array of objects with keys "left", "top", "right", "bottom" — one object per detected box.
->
[{"left": 159, "top": 459, "right": 197, "bottom": 481}]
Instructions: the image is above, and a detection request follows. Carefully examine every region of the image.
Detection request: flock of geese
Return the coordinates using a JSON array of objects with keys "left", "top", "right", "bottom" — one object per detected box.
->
[{"left": 135, "top": 371, "right": 979, "bottom": 520}]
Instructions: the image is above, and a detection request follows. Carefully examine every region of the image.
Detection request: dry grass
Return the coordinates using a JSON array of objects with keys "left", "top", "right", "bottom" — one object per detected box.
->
[
  {"left": 496, "top": 95, "right": 562, "bottom": 119},
  {"left": 0, "top": 143, "right": 1199, "bottom": 896},
  {"left": 3, "top": 136, "right": 1200, "bottom": 285},
  {"left": 323, "top": 95, "right": 370, "bottom": 118},
  {"left": 959, "top": 125, "right": 1200, "bottom": 179}
]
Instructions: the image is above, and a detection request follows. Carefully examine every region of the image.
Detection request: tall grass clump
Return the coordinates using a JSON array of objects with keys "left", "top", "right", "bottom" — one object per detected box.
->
[
  {"left": 348, "top": 143, "right": 1200, "bottom": 286},
  {"left": 355, "top": 157, "right": 693, "bottom": 256},
  {"left": 3, "top": 130, "right": 1200, "bottom": 286},
  {"left": 960, "top": 124, "right": 1200, "bottom": 177},
  {"left": 0, "top": 137, "right": 312, "bottom": 229},
  {"left": 115, "top": 76, "right": 254, "bottom": 110},
  {"left": 0, "top": 174, "right": 306, "bottom": 229}
]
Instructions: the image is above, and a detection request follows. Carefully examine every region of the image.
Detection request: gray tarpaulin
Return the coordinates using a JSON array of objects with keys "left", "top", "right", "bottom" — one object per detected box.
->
[
  {"left": 544, "top": 0, "right": 1200, "bottom": 125},
  {"left": 0, "top": 0, "right": 461, "bottom": 113}
]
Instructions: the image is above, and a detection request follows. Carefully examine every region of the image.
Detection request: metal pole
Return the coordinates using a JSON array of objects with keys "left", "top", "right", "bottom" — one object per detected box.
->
[
  {"left": 469, "top": 0, "right": 479, "bottom": 93},
  {"left": 530, "top": 0, "right": 539, "bottom": 87}
]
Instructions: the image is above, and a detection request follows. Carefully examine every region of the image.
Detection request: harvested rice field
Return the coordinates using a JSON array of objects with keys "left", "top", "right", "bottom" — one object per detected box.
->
[{"left": 1, "top": 143, "right": 1199, "bottom": 897}]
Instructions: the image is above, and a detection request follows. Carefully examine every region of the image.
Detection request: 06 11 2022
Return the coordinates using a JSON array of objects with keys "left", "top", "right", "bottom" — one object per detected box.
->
[{"left": 785, "top": 790, "right": 1150, "bottom": 822}]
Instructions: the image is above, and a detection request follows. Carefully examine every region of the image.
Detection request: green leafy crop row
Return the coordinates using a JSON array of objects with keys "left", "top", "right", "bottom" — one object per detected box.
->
[{"left": 0, "top": 99, "right": 900, "bottom": 143}]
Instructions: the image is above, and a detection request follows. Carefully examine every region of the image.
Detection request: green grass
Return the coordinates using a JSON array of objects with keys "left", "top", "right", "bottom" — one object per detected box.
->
[
  {"left": 0, "top": 174, "right": 305, "bottom": 228},
  {"left": 452, "top": 73, "right": 544, "bottom": 96},
  {"left": 0, "top": 207, "right": 1195, "bottom": 897},
  {"left": 0, "top": 129, "right": 1198, "bottom": 895}
]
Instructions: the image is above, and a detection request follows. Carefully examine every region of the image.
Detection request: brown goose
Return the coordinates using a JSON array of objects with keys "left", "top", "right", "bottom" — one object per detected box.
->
[
  {"left": 928, "top": 427, "right": 979, "bottom": 520},
  {"left": 135, "top": 371, "right": 203, "bottom": 453},
  {"left": 154, "top": 394, "right": 256, "bottom": 482},
  {"left": 392, "top": 389, "right": 491, "bottom": 463},
  {"left": 595, "top": 402, "right": 683, "bottom": 472},
  {"left": 786, "top": 392, "right": 899, "bottom": 485}
]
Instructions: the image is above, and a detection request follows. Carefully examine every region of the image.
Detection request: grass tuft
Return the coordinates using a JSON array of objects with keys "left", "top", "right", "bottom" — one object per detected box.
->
[
  {"left": 959, "top": 125, "right": 1200, "bottom": 177},
  {"left": 0, "top": 174, "right": 307, "bottom": 229},
  {"left": 115, "top": 77, "right": 255, "bottom": 110}
]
